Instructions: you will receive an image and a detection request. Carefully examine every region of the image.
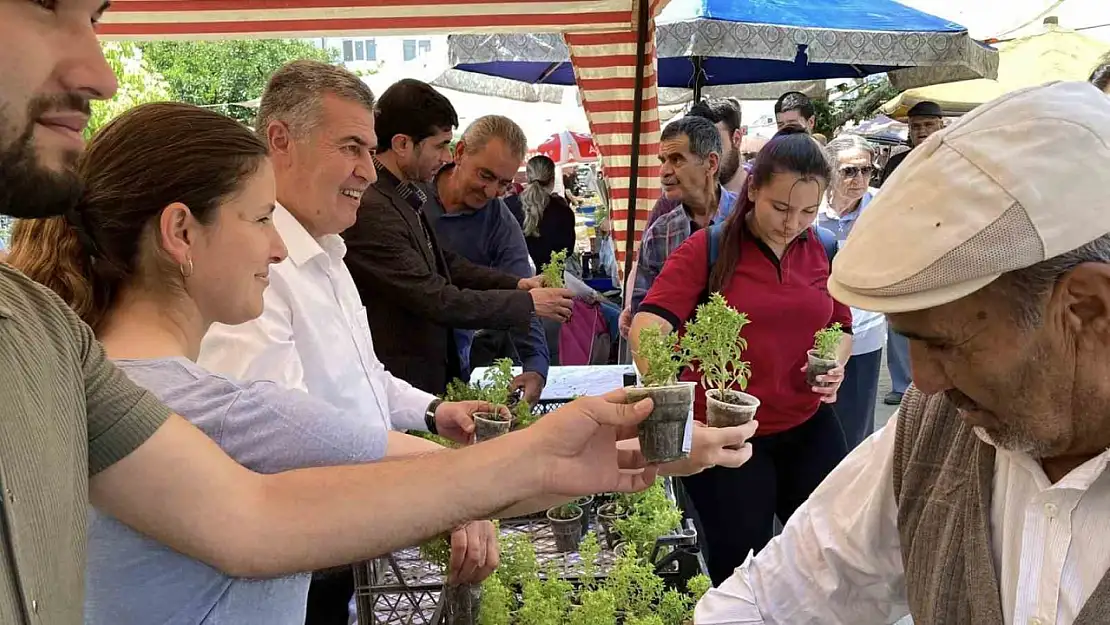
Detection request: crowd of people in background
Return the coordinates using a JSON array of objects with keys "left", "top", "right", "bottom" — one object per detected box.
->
[{"left": 4, "top": 4, "right": 1110, "bottom": 624}]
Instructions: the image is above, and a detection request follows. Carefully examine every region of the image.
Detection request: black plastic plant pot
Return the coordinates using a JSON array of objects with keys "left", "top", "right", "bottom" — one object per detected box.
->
[
  {"left": 705, "top": 389, "right": 760, "bottom": 427},
  {"left": 575, "top": 495, "right": 595, "bottom": 536},
  {"left": 473, "top": 411, "right": 512, "bottom": 443},
  {"left": 442, "top": 582, "right": 480, "bottom": 625},
  {"left": 626, "top": 383, "right": 695, "bottom": 464},
  {"left": 596, "top": 502, "right": 628, "bottom": 550},
  {"left": 806, "top": 350, "right": 838, "bottom": 388},
  {"left": 546, "top": 504, "right": 584, "bottom": 553}
]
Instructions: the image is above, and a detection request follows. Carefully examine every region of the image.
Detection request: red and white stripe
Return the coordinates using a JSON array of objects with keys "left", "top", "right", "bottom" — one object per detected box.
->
[
  {"left": 98, "top": 0, "right": 637, "bottom": 38},
  {"left": 566, "top": 7, "right": 662, "bottom": 269}
]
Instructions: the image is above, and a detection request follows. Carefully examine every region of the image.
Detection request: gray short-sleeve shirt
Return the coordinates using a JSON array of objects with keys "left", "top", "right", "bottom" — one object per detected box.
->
[{"left": 84, "top": 357, "right": 388, "bottom": 625}]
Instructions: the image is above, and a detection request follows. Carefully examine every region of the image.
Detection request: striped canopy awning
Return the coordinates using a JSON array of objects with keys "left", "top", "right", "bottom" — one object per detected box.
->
[
  {"left": 99, "top": 0, "right": 668, "bottom": 272},
  {"left": 99, "top": 0, "right": 640, "bottom": 38}
]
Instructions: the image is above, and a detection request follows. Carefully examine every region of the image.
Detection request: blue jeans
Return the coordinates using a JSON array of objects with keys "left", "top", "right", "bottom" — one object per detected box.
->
[
  {"left": 598, "top": 300, "right": 621, "bottom": 340},
  {"left": 886, "top": 331, "right": 912, "bottom": 394}
]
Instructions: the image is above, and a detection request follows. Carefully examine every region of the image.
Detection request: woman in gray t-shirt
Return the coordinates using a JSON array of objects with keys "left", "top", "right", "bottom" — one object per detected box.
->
[{"left": 6, "top": 103, "right": 480, "bottom": 625}]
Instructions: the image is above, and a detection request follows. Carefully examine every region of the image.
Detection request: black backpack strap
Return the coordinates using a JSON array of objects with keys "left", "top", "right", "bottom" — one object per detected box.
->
[
  {"left": 707, "top": 222, "right": 725, "bottom": 271},
  {"left": 814, "top": 225, "right": 838, "bottom": 264}
]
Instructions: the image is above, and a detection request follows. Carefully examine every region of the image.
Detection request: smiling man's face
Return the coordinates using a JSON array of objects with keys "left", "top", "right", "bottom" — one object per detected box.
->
[{"left": 0, "top": 0, "right": 117, "bottom": 219}]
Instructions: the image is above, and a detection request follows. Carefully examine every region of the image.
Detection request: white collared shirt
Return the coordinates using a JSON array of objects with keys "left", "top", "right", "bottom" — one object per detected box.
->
[
  {"left": 199, "top": 204, "right": 433, "bottom": 432},
  {"left": 695, "top": 414, "right": 1110, "bottom": 625}
]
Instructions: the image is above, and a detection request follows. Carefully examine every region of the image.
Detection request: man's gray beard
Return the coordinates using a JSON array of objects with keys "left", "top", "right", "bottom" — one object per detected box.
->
[
  {"left": 972, "top": 424, "right": 1051, "bottom": 458},
  {"left": 0, "top": 104, "right": 84, "bottom": 220}
]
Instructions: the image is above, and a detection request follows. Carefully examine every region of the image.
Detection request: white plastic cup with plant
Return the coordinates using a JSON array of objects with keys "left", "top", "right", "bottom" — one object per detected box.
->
[
  {"left": 807, "top": 322, "right": 843, "bottom": 388},
  {"left": 470, "top": 358, "right": 516, "bottom": 442},
  {"left": 545, "top": 502, "right": 584, "bottom": 553},
  {"left": 628, "top": 326, "right": 694, "bottom": 464},
  {"left": 681, "top": 292, "right": 759, "bottom": 427}
]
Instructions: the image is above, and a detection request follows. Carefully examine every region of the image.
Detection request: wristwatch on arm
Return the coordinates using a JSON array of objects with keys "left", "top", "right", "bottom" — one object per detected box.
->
[{"left": 424, "top": 399, "right": 443, "bottom": 434}]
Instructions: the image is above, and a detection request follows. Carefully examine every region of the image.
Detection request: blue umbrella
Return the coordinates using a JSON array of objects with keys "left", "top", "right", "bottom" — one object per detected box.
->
[{"left": 448, "top": 0, "right": 997, "bottom": 98}]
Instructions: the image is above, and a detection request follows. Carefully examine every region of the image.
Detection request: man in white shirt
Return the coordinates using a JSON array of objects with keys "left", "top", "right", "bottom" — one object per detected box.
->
[
  {"left": 197, "top": 60, "right": 494, "bottom": 623},
  {"left": 696, "top": 81, "right": 1110, "bottom": 625}
]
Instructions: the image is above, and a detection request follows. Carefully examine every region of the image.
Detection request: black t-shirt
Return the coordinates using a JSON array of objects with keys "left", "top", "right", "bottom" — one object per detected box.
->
[{"left": 525, "top": 195, "right": 577, "bottom": 270}]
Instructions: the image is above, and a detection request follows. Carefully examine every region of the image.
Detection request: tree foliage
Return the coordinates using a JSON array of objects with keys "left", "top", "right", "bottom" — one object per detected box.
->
[
  {"left": 87, "top": 42, "right": 172, "bottom": 138},
  {"left": 137, "top": 39, "right": 338, "bottom": 123},
  {"left": 813, "top": 76, "right": 899, "bottom": 137}
]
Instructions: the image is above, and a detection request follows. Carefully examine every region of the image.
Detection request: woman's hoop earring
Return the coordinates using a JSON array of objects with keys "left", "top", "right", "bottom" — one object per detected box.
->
[{"left": 179, "top": 258, "right": 194, "bottom": 279}]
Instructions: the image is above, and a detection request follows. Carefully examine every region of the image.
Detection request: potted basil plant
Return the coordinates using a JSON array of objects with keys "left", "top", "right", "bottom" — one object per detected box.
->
[
  {"left": 541, "top": 248, "right": 568, "bottom": 289},
  {"left": 472, "top": 358, "right": 516, "bottom": 442},
  {"left": 546, "top": 502, "right": 584, "bottom": 553},
  {"left": 807, "top": 322, "right": 843, "bottom": 388},
  {"left": 681, "top": 292, "right": 759, "bottom": 427},
  {"left": 629, "top": 326, "right": 694, "bottom": 463}
]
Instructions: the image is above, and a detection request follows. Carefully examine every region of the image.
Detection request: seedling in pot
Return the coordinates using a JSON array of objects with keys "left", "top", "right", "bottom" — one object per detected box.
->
[
  {"left": 546, "top": 503, "right": 584, "bottom": 553},
  {"left": 420, "top": 531, "right": 482, "bottom": 624},
  {"left": 596, "top": 501, "right": 629, "bottom": 549},
  {"left": 472, "top": 410, "right": 512, "bottom": 442},
  {"left": 807, "top": 322, "right": 843, "bottom": 388},
  {"left": 541, "top": 248, "right": 568, "bottom": 289},
  {"left": 629, "top": 326, "right": 694, "bottom": 464},
  {"left": 681, "top": 292, "right": 760, "bottom": 427},
  {"left": 470, "top": 358, "right": 517, "bottom": 442},
  {"left": 575, "top": 495, "right": 596, "bottom": 536}
]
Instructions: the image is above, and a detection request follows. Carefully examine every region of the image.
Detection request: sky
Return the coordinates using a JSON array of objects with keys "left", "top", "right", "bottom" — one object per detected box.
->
[{"left": 899, "top": 0, "right": 1110, "bottom": 42}]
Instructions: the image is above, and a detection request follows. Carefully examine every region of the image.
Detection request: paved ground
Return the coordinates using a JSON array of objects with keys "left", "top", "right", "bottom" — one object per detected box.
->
[{"left": 873, "top": 349, "right": 901, "bottom": 433}]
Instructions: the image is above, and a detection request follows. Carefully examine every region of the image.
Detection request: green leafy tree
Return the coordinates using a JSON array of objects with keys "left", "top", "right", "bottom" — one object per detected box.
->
[
  {"left": 814, "top": 76, "right": 899, "bottom": 137},
  {"left": 87, "top": 42, "right": 172, "bottom": 138},
  {"left": 137, "top": 39, "right": 338, "bottom": 123}
]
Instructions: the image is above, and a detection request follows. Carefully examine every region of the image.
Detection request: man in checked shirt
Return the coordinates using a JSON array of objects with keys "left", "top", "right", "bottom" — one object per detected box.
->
[{"left": 629, "top": 115, "right": 737, "bottom": 316}]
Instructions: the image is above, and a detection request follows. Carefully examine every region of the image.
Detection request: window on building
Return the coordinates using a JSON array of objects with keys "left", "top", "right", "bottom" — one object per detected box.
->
[
  {"left": 418, "top": 39, "right": 432, "bottom": 56},
  {"left": 403, "top": 39, "right": 417, "bottom": 61},
  {"left": 365, "top": 39, "right": 377, "bottom": 61},
  {"left": 354, "top": 40, "right": 365, "bottom": 61},
  {"left": 342, "top": 40, "right": 354, "bottom": 62}
]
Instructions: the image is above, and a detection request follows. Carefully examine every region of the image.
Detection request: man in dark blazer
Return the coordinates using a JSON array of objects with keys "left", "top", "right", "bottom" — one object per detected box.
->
[{"left": 342, "top": 80, "right": 573, "bottom": 395}]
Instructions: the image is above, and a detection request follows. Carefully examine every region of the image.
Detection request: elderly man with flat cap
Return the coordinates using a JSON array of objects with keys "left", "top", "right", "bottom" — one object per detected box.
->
[{"left": 695, "top": 81, "right": 1110, "bottom": 625}]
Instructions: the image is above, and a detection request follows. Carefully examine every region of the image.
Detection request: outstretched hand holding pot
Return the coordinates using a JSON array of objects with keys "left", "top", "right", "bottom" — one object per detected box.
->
[
  {"left": 526, "top": 389, "right": 660, "bottom": 497},
  {"left": 622, "top": 419, "right": 758, "bottom": 477}
]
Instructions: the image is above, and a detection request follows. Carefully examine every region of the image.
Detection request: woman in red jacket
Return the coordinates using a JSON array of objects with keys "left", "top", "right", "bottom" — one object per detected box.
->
[{"left": 631, "top": 127, "right": 853, "bottom": 584}]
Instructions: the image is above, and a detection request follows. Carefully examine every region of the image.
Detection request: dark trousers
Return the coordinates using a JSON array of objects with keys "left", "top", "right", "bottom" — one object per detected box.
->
[
  {"left": 680, "top": 404, "right": 848, "bottom": 585},
  {"left": 304, "top": 570, "right": 353, "bottom": 625},
  {"left": 887, "top": 331, "right": 912, "bottom": 394},
  {"left": 833, "top": 348, "right": 883, "bottom": 450}
]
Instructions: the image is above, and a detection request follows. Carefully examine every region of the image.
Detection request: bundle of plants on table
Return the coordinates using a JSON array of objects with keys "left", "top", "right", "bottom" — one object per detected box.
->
[
  {"left": 442, "top": 358, "right": 534, "bottom": 441},
  {"left": 680, "top": 292, "right": 759, "bottom": 428},
  {"left": 629, "top": 326, "right": 694, "bottom": 464},
  {"left": 477, "top": 533, "right": 712, "bottom": 625},
  {"left": 609, "top": 483, "right": 684, "bottom": 559},
  {"left": 807, "top": 322, "right": 843, "bottom": 387},
  {"left": 540, "top": 249, "right": 568, "bottom": 289}
]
